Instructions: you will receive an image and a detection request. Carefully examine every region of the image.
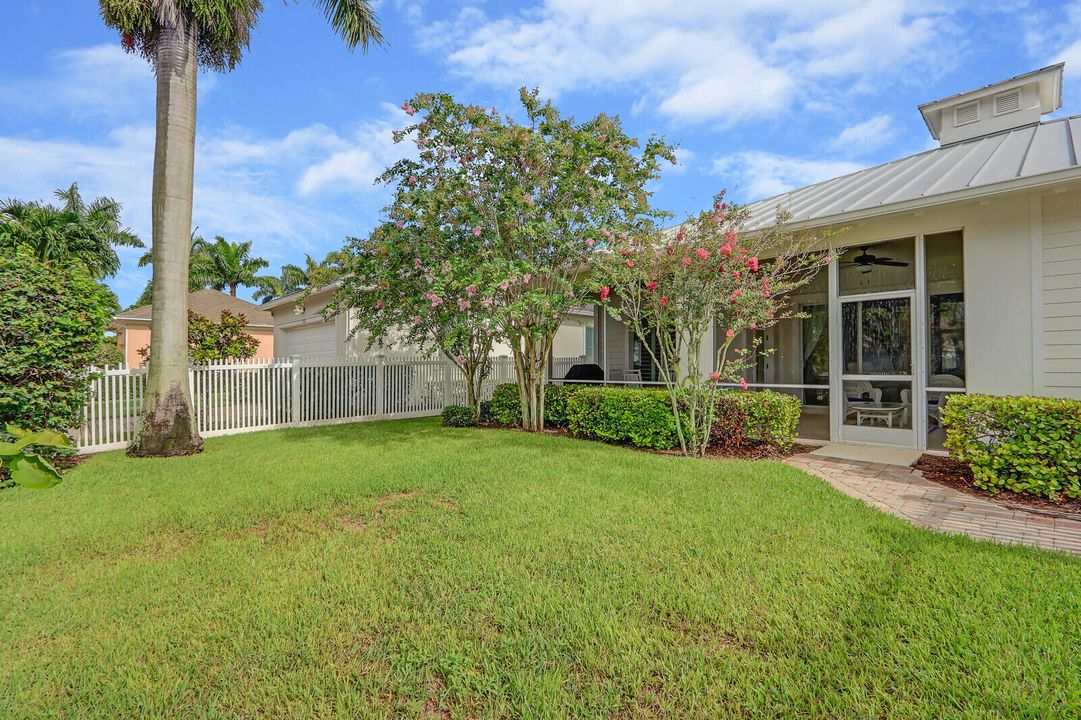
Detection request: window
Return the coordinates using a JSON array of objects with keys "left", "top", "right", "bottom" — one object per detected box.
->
[
  {"left": 839, "top": 238, "right": 916, "bottom": 296},
  {"left": 924, "top": 231, "right": 965, "bottom": 386}
]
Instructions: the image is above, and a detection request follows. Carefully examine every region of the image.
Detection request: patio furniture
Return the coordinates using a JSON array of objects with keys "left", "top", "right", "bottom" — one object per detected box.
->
[
  {"left": 611, "top": 369, "right": 642, "bottom": 386},
  {"left": 844, "top": 381, "right": 882, "bottom": 422},
  {"left": 563, "top": 363, "right": 604, "bottom": 384},
  {"left": 927, "top": 374, "right": 964, "bottom": 427},
  {"left": 852, "top": 401, "right": 907, "bottom": 428}
]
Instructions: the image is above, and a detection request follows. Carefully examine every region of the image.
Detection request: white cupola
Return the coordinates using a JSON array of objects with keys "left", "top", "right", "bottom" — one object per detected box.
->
[{"left": 918, "top": 64, "right": 1065, "bottom": 146}]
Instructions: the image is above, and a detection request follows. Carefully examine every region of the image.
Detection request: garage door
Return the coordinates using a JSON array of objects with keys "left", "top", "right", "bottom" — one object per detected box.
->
[{"left": 280, "top": 323, "right": 338, "bottom": 357}]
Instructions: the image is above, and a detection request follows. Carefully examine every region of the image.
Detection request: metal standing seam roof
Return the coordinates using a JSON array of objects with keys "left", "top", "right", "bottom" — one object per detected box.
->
[{"left": 740, "top": 115, "right": 1081, "bottom": 231}]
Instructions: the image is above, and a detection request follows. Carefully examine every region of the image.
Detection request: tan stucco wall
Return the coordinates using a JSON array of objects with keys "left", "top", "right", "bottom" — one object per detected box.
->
[{"left": 115, "top": 321, "right": 274, "bottom": 367}]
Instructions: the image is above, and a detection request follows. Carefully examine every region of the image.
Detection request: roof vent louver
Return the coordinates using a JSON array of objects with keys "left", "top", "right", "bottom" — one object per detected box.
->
[
  {"left": 954, "top": 102, "right": 979, "bottom": 127},
  {"left": 994, "top": 89, "right": 1021, "bottom": 115}
]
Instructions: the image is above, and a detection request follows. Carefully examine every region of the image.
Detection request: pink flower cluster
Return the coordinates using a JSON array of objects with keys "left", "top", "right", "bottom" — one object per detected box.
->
[{"left": 402, "top": 101, "right": 416, "bottom": 116}]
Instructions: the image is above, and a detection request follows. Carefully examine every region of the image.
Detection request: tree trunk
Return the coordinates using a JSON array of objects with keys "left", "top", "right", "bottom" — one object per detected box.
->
[
  {"left": 511, "top": 332, "right": 551, "bottom": 432},
  {"left": 129, "top": 19, "right": 203, "bottom": 457}
]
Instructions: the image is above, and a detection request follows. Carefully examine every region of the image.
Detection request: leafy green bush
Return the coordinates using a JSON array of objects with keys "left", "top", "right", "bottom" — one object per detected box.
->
[
  {"left": 0, "top": 426, "right": 71, "bottom": 489},
  {"left": 478, "top": 400, "right": 494, "bottom": 424},
  {"left": 542, "top": 384, "right": 578, "bottom": 428},
  {"left": 0, "top": 251, "right": 114, "bottom": 432},
  {"left": 441, "top": 405, "right": 477, "bottom": 428},
  {"left": 489, "top": 384, "right": 521, "bottom": 426},
  {"left": 942, "top": 394, "right": 1081, "bottom": 500},
  {"left": 566, "top": 387, "right": 678, "bottom": 449},
  {"left": 711, "top": 390, "right": 801, "bottom": 453}
]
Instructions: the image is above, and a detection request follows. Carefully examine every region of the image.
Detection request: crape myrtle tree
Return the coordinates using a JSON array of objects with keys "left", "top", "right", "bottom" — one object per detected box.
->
[
  {"left": 595, "top": 196, "right": 832, "bottom": 456},
  {"left": 99, "top": 0, "right": 383, "bottom": 457},
  {"left": 333, "top": 221, "right": 502, "bottom": 419},
  {"left": 377, "top": 89, "right": 673, "bottom": 430}
]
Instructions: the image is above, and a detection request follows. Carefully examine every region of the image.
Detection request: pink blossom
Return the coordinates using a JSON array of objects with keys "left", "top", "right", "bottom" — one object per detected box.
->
[
  {"left": 408, "top": 175, "right": 417, "bottom": 186},
  {"left": 724, "top": 229, "right": 737, "bottom": 245},
  {"left": 585, "top": 238, "right": 596, "bottom": 248},
  {"left": 466, "top": 284, "right": 477, "bottom": 297},
  {"left": 499, "top": 279, "right": 512, "bottom": 291},
  {"left": 745, "top": 256, "right": 759, "bottom": 272},
  {"left": 482, "top": 298, "right": 494, "bottom": 308},
  {"left": 750, "top": 322, "right": 758, "bottom": 329},
  {"left": 732, "top": 270, "right": 740, "bottom": 279},
  {"left": 413, "top": 257, "right": 422, "bottom": 269},
  {"left": 565, "top": 289, "right": 575, "bottom": 298},
  {"left": 676, "top": 229, "right": 685, "bottom": 241},
  {"left": 375, "top": 300, "right": 384, "bottom": 310},
  {"left": 646, "top": 281, "right": 657, "bottom": 291},
  {"left": 412, "top": 315, "right": 421, "bottom": 325},
  {"left": 619, "top": 232, "right": 628, "bottom": 240},
  {"left": 626, "top": 260, "right": 635, "bottom": 268},
  {"left": 455, "top": 355, "right": 466, "bottom": 365},
  {"left": 458, "top": 299, "right": 471, "bottom": 311},
  {"left": 522, "top": 273, "right": 532, "bottom": 284},
  {"left": 472, "top": 227, "right": 482, "bottom": 237},
  {"left": 695, "top": 248, "right": 710, "bottom": 261},
  {"left": 599, "top": 286, "right": 611, "bottom": 301},
  {"left": 402, "top": 101, "right": 416, "bottom": 116},
  {"left": 720, "top": 244, "right": 733, "bottom": 257},
  {"left": 726, "top": 328, "right": 735, "bottom": 339},
  {"left": 710, "top": 371, "right": 721, "bottom": 382},
  {"left": 739, "top": 377, "right": 749, "bottom": 390},
  {"left": 659, "top": 296, "right": 669, "bottom": 307},
  {"left": 395, "top": 220, "right": 404, "bottom": 229},
  {"left": 681, "top": 256, "right": 693, "bottom": 267}
]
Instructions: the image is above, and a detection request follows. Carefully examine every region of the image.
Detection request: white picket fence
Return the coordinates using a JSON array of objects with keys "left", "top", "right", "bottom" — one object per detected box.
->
[{"left": 76, "top": 356, "right": 518, "bottom": 454}]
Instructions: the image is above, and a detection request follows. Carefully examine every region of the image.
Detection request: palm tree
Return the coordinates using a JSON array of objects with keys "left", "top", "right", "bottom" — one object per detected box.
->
[
  {"left": 100, "top": 1, "right": 384, "bottom": 457},
  {"left": 190, "top": 236, "right": 270, "bottom": 297},
  {"left": 0, "top": 182, "right": 143, "bottom": 279},
  {"left": 254, "top": 251, "right": 347, "bottom": 302},
  {"left": 131, "top": 231, "right": 210, "bottom": 307}
]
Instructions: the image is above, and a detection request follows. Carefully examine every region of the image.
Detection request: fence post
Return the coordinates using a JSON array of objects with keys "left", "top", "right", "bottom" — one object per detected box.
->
[
  {"left": 443, "top": 355, "right": 455, "bottom": 409},
  {"left": 375, "top": 353, "right": 386, "bottom": 418},
  {"left": 290, "top": 356, "right": 302, "bottom": 425}
]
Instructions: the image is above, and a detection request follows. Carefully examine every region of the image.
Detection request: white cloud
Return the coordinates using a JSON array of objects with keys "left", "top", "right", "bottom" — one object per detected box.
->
[
  {"left": 421, "top": 0, "right": 962, "bottom": 126},
  {"left": 712, "top": 150, "right": 864, "bottom": 200},
  {"left": 827, "top": 114, "right": 895, "bottom": 155},
  {"left": 295, "top": 104, "right": 410, "bottom": 196},
  {"left": 669, "top": 147, "right": 696, "bottom": 174},
  {"left": 1026, "top": 1, "right": 1081, "bottom": 81}
]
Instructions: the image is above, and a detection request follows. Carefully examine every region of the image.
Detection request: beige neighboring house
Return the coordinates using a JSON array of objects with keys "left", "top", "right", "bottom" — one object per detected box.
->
[
  {"left": 264, "top": 281, "right": 595, "bottom": 362},
  {"left": 112, "top": 289, "right": 276, "bottom": 367}
]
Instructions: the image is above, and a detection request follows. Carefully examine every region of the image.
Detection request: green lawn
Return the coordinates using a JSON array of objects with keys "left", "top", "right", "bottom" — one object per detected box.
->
[{"left": 2, "top": 419, "right": 1079, "bottom": 718}]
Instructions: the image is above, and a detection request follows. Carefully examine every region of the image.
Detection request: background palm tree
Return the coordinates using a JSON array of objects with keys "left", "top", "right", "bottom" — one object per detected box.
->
[
  {"left": 99, "top": 0, "right": 383, "bottom": 456},
  {"left": 191, "top": 236, "right": 270, "bottom": 297},
  {"left": 0, "top": 182, "right": 143, "bottom": 279},
  {"left": 254, "top": 250, "right": 347, "bottom": 303}
]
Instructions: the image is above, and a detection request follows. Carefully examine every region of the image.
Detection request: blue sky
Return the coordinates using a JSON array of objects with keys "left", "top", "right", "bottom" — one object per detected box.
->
[{"left": 2, "top": 0, "right": 1080, "bottom": 308}]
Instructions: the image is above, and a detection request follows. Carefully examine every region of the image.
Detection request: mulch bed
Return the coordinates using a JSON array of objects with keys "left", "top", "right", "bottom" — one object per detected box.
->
[{"left": 915, "top": 454, "right": 1081, "bottom": 517}]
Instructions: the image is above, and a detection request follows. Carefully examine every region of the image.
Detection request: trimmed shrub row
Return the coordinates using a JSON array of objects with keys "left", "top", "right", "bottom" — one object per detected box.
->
[
  {"left": 484, "top": 383, "right": 801, "bottom": 453},
  {"left": 942, "top": 394, "right": 1081, "bottom": 500},
  {"left": 441, "top": 405, "right": 477, "bottom": 427},
  {"left": 711, "top": 390, "right": 801, "bottom": 453}
]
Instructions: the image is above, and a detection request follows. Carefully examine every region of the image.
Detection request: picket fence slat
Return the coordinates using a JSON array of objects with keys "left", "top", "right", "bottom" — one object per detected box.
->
[{"left": 75, "top": 356, "right": 518, "bottom": 453}]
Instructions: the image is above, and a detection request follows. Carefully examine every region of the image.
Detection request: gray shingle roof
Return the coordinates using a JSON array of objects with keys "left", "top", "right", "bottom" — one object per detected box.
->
[{"left": 742, "top": 115, "right": 1081, "bottom": 231}]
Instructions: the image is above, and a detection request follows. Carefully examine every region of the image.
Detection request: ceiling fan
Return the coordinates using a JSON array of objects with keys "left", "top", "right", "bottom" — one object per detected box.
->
[{"left": 843, "top": 248, "right": 910, "bottom": 273}]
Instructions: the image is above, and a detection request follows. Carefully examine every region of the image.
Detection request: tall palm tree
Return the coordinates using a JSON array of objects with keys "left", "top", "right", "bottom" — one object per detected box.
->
[
  {"left": 100, "top": 1, "right": 383, "bottom": 456},
  {"left": 131, "top": 231, "right": 210, "bottom": 307},
  {"left": 253, "top": 250, "right": 347, "bottom": 302},
  {"left": 192, "top": 236, "right": 270, "bottom": 297},
  {"left": 0, "top": 182, "right": 143, "bottom": 279}
]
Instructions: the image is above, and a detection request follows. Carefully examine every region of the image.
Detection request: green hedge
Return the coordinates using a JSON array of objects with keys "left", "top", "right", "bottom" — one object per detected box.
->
[
  {"left": 942, "top": 394, "right": 1081, "bottom": 500},
  {"left": 488, "top": 383, "right": 579, "bottom": 428},
  {"left": 710, "top": 390, "right": 801, "bottom": 453},
  {"left": 441, "top": 405, "right": 477, "bottom": 427},
  {"left": 566, "top": 387, "right": 679, "bottom": 449}
]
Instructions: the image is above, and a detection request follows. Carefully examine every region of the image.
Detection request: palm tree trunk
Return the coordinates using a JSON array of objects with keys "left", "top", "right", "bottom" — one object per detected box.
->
[{"left": 129, "top": 17, "right": 203, "bottom": 457}]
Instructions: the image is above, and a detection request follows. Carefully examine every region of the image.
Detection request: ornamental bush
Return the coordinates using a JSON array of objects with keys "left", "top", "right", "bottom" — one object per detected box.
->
[
  {"left": 441, "top": 405, "right": 477, "bottom": 428},
  {"left": 710, "top": 391, "right": 801, "bottom": 454},
  {"left": 488, "top": 383, "right": 579, "bottom": 428},
  {"left": 941, "top": 394, "right": 1081, "bottom": 500},
  {"left": 490, "top": 384, "right": 522, "bottom": 426},
  {"left": 566, "top": 387, "right": 679, "bottom": 449},
  {"left": 0, "top": 251, "right": 114, "bottom": 432}
]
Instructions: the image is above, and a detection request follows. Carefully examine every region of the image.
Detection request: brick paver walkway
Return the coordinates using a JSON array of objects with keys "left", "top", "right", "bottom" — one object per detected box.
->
[{"left": 786, "top": 454, "right": 1081, "bottom": 556}]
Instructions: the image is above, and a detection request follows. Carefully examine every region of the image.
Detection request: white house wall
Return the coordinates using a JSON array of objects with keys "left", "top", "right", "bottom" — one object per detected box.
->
[{"left": 1041, "top": 189, "right": 1081, "bottom": 398}]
